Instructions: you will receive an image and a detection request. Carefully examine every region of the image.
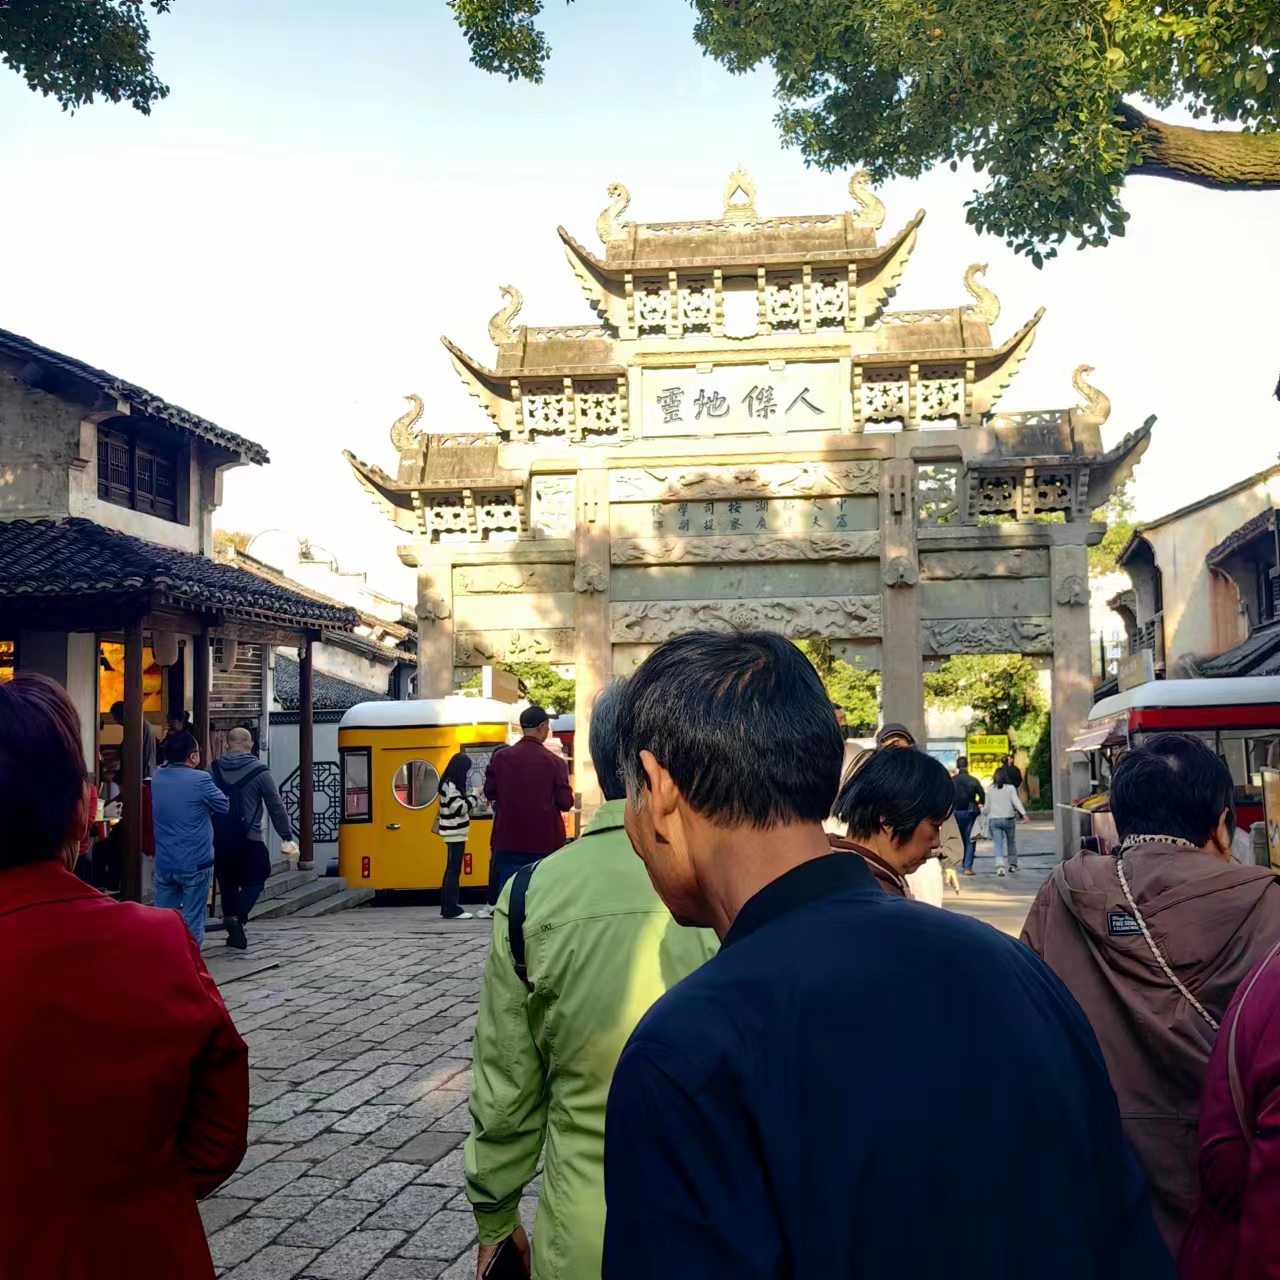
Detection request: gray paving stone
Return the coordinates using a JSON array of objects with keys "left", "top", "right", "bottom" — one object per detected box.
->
[
  {"left": 337, "top": 1162, "right": 425, "bottom": 1202},
  {"left": 207, "top": 1215, "right": 287, "bottom": 1268},
  {"left": 415, "top": 1149, "right": 465, "bottom": 1187},
  {"left": 398, "top": 1211, "right": 477, "bottom": 1261},
  {"left": 270, "top": 1111, "right": 340, "bottom": 1143},
  {"left": 223, "top": 1161, "right": 312, "bottom": 1201},
  {"left": 252, "top": 1092, "right": 323, "bottom": 1123},
  {"left": 249, "top": 1193, "right": 330, "bottom": 1221},
  {"left": 325, "top": 1064, "right": 415, "bottom": 1113},
  {"left": 429, "top": 1104, "right": 472, "bottom": 1133},
  {"left": 367, "top": 1260, "right": 448, "bottom": 1280},
  {"left": 310, "top": 1144, "right": 388, "bottom": 1183},
  {"left": 333, "top": 1104, "right": 403, "bottom": 1135},
  {"left": 223, "top": 1244, "right": 319, "bottom": 1279},
  {"left": 363, "top": 1185, "right": 452, "bottom": 1232},
  {"left": 306, "top": 1230, "right": 407, "bottom": 1279},
  {"left": 406, "top": 1091, "right": 465, "bottom": 1122},
  {"left": 236, "top": 1143, "right": 294, "bottom": 1175},
  {"left": 279, "top": 1196, "right": 376, "bottom": 1248},
  {"left": 365, "top": 1116, "right": 431, "bottom": 1149},
  {"left": 200, "top": 1197, "right": 254, "bottom": 1234},
  {"left": 251, "top": 1080, "right": 293, "bottom": 1106},
  {"left": 305, "top": 1068, "right": 372, "bottom": 1095},
  {"left": 435, "top": 1253, "right": 478, "bottom": 1280},
  {"left": 391, "top": 1131, "right": 462, "bottom": 1167},
  {"left": 288, "top": 1131, "right": 361, "bottom": 1162}
]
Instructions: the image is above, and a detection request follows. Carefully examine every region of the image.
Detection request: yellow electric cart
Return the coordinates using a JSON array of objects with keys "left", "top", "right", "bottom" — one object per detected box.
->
[{"left": 337, "top": 698, "right": 517, "bottom": 894}]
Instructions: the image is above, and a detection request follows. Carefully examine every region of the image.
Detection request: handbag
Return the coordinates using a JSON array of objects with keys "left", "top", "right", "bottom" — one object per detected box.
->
[{"left": 971, "top": 812, "right": 990, "bottom": 841}]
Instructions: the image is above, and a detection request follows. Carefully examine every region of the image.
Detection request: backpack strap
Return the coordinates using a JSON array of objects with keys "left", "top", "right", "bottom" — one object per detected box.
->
[
  {"left": 507, "top": 861, "right": 538, "bottom": 990},
  {"left": 1228, "top": 939, "right": 1280, "bottom": 1148}
]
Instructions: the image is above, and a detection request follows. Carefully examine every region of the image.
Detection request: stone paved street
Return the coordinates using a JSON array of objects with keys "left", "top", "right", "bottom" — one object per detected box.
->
[{"left": 203, "top": 819, "right": 1059, "bottom": 1278}]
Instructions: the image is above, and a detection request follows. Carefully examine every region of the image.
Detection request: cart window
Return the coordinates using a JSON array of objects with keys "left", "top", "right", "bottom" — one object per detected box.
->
[
  {"left": 341, "top": 748, "right": 372, "bottom": 822},
  {"left": 462, "top": 742, "right": 503, "bottom": 818},
  {"left": 392, "top": 759, "right": 440, "bottom": 810}
]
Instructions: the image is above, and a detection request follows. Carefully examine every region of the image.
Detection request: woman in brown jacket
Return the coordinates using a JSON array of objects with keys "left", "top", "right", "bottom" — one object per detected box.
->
[{"left": 1023, "top": 732, "right": 1280, "bottom": 1256}]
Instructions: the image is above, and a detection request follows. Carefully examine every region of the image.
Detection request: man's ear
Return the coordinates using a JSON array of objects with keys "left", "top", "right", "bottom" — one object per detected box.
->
[
  {"left": 1209, "top": 809, "right": 1235, "bottom": 860},
  {"left": 639, "top": 750, "right": 681, "bottom": 838}
]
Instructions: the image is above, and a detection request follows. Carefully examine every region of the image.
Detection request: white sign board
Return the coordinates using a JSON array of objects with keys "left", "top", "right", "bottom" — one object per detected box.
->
[{"left": 641, "top": 363, "right": 845, "bottom": 437}]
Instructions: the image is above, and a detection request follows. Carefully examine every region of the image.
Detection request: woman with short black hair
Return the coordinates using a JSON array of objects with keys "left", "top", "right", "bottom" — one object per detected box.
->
[
  {"left": 0, "top": 673, "right": 248, "bottom": 1277},
  {"left": 1024, "top": 731, "right": 1280, "bottom": 1254},
  {"left": 828, "top": 747, "right": 956, "bottom": 896}
]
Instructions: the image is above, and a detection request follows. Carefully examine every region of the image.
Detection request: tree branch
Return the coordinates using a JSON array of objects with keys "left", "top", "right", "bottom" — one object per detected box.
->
[{"left": 1117, "top": 103, "right": 1280, "bottom": 190}]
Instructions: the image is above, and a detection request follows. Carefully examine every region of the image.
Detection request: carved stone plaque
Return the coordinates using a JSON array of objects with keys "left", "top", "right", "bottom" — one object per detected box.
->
[
  {"left": 610, "top": 461, "right": 877, "bottom": 503},
  {"left": 612, "top": 495, "right": 877, "bottom": 539},
  {"left": 641, "top": 363, "right": 845, "bottom": 437},
  {"left": 918, "top": 550, "right": 1050, "bottom": 580},
  {"left": 610, "top": 595, "right": 882, "bottom": 643},
  {"left": 453, "top": 564, "right": 574, "bottom": 595},
  {"left": 921, "top": 617, "right": 1053, "bottom": 656},
  {"left": 455, "top": 629, "right": 576, "bottom": 666},
  {"left": 529, "top": 475, "right": 575, "bottom": 540},
  {"left": 612, "top": 531, "right": 880, "bottom": 565}
]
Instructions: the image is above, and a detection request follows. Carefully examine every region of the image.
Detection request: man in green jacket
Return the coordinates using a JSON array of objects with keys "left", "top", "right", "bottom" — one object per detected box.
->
[{"left": 466, "top": 681, "right": 718, "bottom": 1279}]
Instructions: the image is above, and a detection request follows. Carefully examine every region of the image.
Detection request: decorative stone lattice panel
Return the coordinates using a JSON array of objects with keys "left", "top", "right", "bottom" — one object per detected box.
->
[
  {"left": 679, "top": 281, "right": 715, "bottom": 332},
  {"left": 1030, "top": 472, "right": 1075, "bottom": 516},
  {"left": 765, "top": 275, "right": 803, "bottom": 329},
  {"left": 969, "top": 472, "right": 1022, "bottom": 519},
  {"left": 812, "top": 273, "right": 847, "bottom": 327},
  {"left": 574, "top": 381, "right": 625, "bottom": 436},
  {"left": 918, "top": 378, "right": 964, "bottom": 421},
  {"left": 917, "top": 464, "right": 961, "bottom": 526},
  {"left": 424, "top": 497, "right": 471, "bottom": 538},
  {"left": 862, "top": 378, "right": 909, "bottom": 423},
  {"left": 474, "top": 492, "right": 522, "bottom": 537},
  {"left": 522, "top": 385, "right": 571, "bottom": 434},
  {"left": 635, "top": 282, "right": 672, "bottom": 333}
]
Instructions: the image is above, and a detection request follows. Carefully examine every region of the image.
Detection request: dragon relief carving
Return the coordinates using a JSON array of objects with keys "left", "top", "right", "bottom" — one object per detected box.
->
[
  {"left": 1072, "top": 364, "right": 1111, "bottom": 426},
  {"left": 389, "top": 394, "right": 424, "bottom": 452},
  {"left": 573, "top": 561, "right": 608, "bottom": 594},
  {"left": 611, "top": 532, "right": 880, "bottom": 566},
  {"left": 596, "top": 182, "right": 631, "bottom": 245},
  {"left": 611, "top": 462, "right": 878, "bottom": 503},
  {"left": 611, "top": 596, "right": 882, "bottom": 644},
  {"left": 962, "top": 263, "right": 1001, "bottom": 325},
  {"left": 488, "top": 285, "right": 523, "bottom": 347},
  {"left": 848, "top": 170, "right": 886, "bottom": 230},
  {"left": 922, "top": 618, "right": 1053, "bottom": 656}
]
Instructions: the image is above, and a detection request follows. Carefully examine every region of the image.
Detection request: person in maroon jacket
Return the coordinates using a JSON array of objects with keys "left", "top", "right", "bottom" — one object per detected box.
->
[
  {"left": 1181, "top": 941, "right": 1280, "bottom": 1279},
  {"left": 484, "top": 705, "right": 574, "bottom": 899},
  {"left": 0, "top": 674, "right": 249, "bottom": 1279}
]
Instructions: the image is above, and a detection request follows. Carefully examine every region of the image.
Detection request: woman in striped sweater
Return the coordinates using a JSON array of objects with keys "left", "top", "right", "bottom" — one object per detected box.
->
[{"left": 438, "top": 753, "right": 481, "bottom": 920}]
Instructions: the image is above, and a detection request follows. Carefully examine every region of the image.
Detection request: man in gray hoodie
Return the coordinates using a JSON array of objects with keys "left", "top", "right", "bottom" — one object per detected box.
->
[{"left": 212, "top": 728, "right": 297, "bottom": 950}]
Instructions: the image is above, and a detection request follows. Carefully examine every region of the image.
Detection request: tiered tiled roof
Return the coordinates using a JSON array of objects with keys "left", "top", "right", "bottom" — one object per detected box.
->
[{"left": 0, "top": 519, "right": 359, "bottom": 629}]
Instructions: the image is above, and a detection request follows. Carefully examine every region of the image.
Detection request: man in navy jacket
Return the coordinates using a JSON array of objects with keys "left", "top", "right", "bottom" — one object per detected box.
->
[{"left": 603, "top": 630, "right": 1172, "bottom": 1279}]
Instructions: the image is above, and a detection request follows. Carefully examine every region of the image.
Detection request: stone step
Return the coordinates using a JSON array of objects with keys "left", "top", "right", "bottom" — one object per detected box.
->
[
  {"left": 257, "top": 868, "right": 318, "bottom": 903},
  {"left": 250, "top": 877, "right": 347, "bottom": 920},
  {"left": 290, "top": 885, "right": 376, "bottom": 918},
  {"left": 269, "top": 857, "right": 291, "bottom": 878}
]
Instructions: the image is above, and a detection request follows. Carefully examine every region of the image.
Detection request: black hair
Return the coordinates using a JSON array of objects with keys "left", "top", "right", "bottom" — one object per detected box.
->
[
  {"left": 441, "top": 752, "right": 472, "bottom": 793},
  {"left": 1111, "top": 732, "right": 1236, "bottom": 845},
  {"left": 0, "top": 674, "right": 86, "bottom": 867},
  {"left": 992, "top": 765, "right": 1009, "bottom": 787},
  {"left": 956, "top": 756, "right": 968, "bottom": 771},
  {"left": 589, "top": 680, "right": 626, "bottom": 802},
  {"left": 833, "top": 746, "right": 955, "bottom": 844},
  {"left": 109, "top": 700, "right": 125, "bottom": 722},
  {"left": 616, "top": 630, "right": 843, "bottom": 828},
  {"left": 163, "top": 730, "right": 198, "bottom": 765}
]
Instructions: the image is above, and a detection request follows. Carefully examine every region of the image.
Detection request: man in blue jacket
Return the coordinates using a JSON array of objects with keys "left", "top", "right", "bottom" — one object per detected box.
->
[
  {"left": 603, "top": 630, "right": 1172, "bottom": 1279},
  {"left": 150, "top": 730, "right": 227, "bottom": 944}
]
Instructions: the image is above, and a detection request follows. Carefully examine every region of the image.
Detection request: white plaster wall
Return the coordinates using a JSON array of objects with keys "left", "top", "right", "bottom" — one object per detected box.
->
[
  {"left": 310, "top": 641, "right": 396, "bottom": 694},
  {"left": 66, "top": 632, "right": 98, "bottom": 770},
  {"left": 1147, "top": 477, "right": 1280, "bottom": 666},
  {"left": 266, "top": 720, "right": 341, "bottom": 864}
]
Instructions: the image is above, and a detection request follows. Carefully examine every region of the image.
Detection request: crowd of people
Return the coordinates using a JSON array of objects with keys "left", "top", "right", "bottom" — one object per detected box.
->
[{"left": 6, "top": 624, "right": 1280, "bottom": 1276}]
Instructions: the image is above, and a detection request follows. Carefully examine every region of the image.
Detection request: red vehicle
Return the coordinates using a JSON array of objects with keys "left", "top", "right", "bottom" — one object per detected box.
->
[{"left": 1072, "top": 677, "right": 1280, "bottom": 848}]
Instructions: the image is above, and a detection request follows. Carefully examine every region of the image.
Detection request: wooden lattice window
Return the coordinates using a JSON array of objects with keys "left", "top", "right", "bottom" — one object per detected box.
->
[{"left": 96, "top": 427, "right": 181, "bottom": 522}]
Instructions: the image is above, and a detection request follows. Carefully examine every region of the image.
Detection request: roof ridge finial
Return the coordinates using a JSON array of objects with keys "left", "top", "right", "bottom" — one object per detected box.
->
[
  {"left": 962, "top": 263, "right": 1000, "bottom": 325},
  {"left": 596, "top": 182, "right": 631, "bottom": 246},
  {"left": 849, "top": 170, "right": 886, "bottom": 230},
  {"left": 1073, "top": 364, "right": 1112, "bottom": 426},
  {"left": 722, "top": 167, "right": 757, "bottom": 221},
  {"left": 389, "top": 394, "right": 424, "bottom": 452},
  {"left": 488, "top": 285, "right": 523, "bottom": 347}
]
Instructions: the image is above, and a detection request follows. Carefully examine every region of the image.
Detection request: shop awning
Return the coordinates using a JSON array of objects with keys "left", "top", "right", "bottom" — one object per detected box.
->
[{"left": 1068, "top": 721, "right": 1126, "bottom": 753}]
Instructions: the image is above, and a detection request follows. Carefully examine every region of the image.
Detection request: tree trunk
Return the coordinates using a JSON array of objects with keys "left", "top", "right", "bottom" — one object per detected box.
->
[{"left": 1119, "top": 105, "right": 1280, "bottom": 189}]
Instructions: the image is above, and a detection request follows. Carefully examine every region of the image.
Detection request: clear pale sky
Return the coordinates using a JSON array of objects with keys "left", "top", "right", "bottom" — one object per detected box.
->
[{"left": 2, "top": 0, "right": 1277, "bottom": 601}]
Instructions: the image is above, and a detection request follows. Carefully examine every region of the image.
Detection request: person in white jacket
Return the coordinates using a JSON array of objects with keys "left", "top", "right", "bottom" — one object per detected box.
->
[{"left": 985, "top": 765, "right": 1027, "bottom": 875}]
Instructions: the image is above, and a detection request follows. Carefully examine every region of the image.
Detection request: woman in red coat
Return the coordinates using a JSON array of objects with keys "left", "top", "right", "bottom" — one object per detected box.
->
[
  {"left": 1181, "top": 942, "right": 1280, "bottom": 1278},
  {"left": 0, "top": 674, "right": 249, "bottom": 1279}
]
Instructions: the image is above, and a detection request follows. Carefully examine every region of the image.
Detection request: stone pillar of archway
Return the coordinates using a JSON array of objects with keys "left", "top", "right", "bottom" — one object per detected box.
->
[
  {"left": 879, "top": 459, "right": 925, "bottom": 743},
  {"left": 413, "top": 547, "right": 455, "bottom": 700},
  {"left": 1050, "top": 543, "right": 1093, "bottom": 858},
  {"left": 573, "top": 469, "right": 611, "bottom": 819}
]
